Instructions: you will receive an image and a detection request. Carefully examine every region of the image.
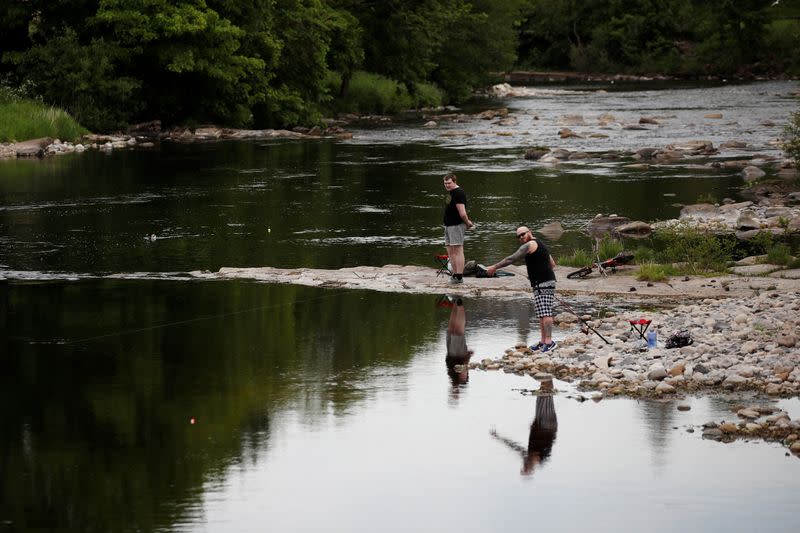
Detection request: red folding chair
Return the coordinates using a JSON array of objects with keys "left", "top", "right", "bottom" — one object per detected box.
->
[
  {"left": 629, "top": 318, "right": 652, "bottom": 340},
  {"left": 434, "top": 254, "right": 451, "bottom": 277}
]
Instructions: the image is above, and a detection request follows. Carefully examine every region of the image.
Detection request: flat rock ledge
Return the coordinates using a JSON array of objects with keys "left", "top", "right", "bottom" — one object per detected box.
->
[
  {"left": 0, "top": 125, "right": 354, "bottom": 160},
  {"left": 190, "top": 264, "right": 800, "bottom": 301},
  {"left": 698, "top": 407, "right": 800, "bottom": 457}
]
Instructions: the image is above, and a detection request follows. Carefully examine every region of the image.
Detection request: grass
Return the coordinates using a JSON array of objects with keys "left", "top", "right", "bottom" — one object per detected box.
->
[
  {"left": 0, "top": 87, "right": 87, "bottom": 142},
  {"left": 324, "top": 70, "right": 444, "bottom": 115},
  {"left": 597, "top": 235, "right": 624, "bottom": 261},
  {"left": 558, "top": 248, "right": 593, "bottom": 267},
  {"left": 635, "top": 262, "right": 676, "bottom": 282},
  {"left": 765, "top": 243, "right": 794, "bottom": 266}
]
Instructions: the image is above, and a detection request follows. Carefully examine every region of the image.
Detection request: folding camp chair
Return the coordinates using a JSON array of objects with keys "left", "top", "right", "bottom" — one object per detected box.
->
[
  {"left": 629, "top": 318, "right": 652, "bottom": 340},
  {"left": 434, "top": 254, "right": 451, "bottom": 277}
]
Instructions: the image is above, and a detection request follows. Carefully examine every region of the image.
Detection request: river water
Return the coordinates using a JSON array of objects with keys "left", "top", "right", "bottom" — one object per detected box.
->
[{"left": 1, "top": 81, "right": 799, "bottom": 532}]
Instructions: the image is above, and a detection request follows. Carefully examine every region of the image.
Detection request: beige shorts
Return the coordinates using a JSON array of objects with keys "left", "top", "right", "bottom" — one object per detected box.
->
[{"left": 444, "top": 224, "right": 466, "bottom": 246}]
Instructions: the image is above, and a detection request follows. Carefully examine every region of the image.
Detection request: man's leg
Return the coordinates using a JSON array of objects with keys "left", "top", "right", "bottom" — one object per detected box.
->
[
  {"left": 540, "top": 316, "right": 553, "bottom": 344},
  {"left": 449, "top": 245, "right": 465, "bottom": 276}
]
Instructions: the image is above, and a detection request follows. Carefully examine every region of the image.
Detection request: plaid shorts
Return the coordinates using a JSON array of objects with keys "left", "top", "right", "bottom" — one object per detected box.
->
[{"left": 532, "top": 281, "right": 556, "bottom": 318}]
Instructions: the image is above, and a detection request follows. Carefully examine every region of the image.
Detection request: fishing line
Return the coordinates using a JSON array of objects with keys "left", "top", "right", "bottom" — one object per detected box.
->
[{"left": 13, "top": 288, "right": 350, "bottom": 346}]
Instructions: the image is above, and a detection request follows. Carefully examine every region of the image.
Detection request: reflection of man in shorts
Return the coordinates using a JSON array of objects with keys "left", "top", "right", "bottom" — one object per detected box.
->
[
  {"left": 485, "top": 226, "right": 557, "bottom": 353},
  {"left": 442, "top": 174, "right": 474, "bottom": 284},
  {"left": 445, "top": 297, "right": 471, "bottom": 387}
]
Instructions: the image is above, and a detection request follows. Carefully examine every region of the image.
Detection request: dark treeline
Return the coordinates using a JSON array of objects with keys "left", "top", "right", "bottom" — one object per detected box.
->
[{"left": 1, "top": 0, "right": 797, "bottom": 132}]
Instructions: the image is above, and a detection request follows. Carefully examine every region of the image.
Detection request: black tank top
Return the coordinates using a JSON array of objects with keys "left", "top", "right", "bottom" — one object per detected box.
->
[{"left": 525, "top": 239, "right": 556, "bottom": 286}]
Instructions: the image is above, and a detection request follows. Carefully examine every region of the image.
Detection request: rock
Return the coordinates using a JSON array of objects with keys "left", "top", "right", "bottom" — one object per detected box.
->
[
  {"left": 721, "top": 140, "right": 748, "bottom": 149},
  {"left": 679, "top": 203, "right": 718, "bottom": 220},
  {"left": 742, "top": 166, "right": 766, "bottom": 182},
  {"left": 668, "top": 363, "right": 686, "bottom": 377},
  {"left": 656, "top": 382, "right": 675, "bottom": 394},
  {"left": 677, "top": 404, "right": 691, "bottom": 411},
  {"left": 737, "top": 408, "right": 760, "bottom": 419},
  {"left": 735, "top": 213, "right": 760, "bottom": 230},
  {"left": 424, "top": 120, "right": 437, "bottom": 128},
  {"left": 647, "top": 363, "right": 668, "bottom": 381},
  {"left": 588, "top": 216, "right": 630, "bottom": 237},
  {"left": 777, "top": 335, "right": 796, "bottom": 348},
  {"left": 723, "top": 374, "right": 748, "bottom": 387},
  {"left": 593, "top": 355, "right": 613, "bottom": 369},
  {"left": 558, "top": 128, "right": 582, "bottom": 139},
  {"left": 704, "top": 113, "right": 723, "bottom": 119},
  {"left": 639, "top": 117, "right": 659, "bottom": 125},
  {"left": 740, "top": 341, "right": 758, "bottom": 354},
  {"left": 10, "top": 137, "right": 53, "bottom": 158},
  {"left": 537, "top": 221, "right": 565, "bottom": 240},
  {"left": 554, "top": 311, "right": 578, "bottom": 324},
  {"left": 635, "top": 148, "right": 658, "bottom": 160},
  {"left": 615, "top": 221, "right": 652, "bottom": 236},
  {"left": 524, "top": 148, "right": 549, "bottom": 160},
  {"left": 719, "top": 422, "right": 738, "bottom": 433},
  {"left": 477, "top": 108, "right": 508, "bottom": 120},
  {"left": 703, "top": 428, "right": 724, "bottom": 439},
  {"left": 791, "top": 441, "right": 800, "bottom": 454}
]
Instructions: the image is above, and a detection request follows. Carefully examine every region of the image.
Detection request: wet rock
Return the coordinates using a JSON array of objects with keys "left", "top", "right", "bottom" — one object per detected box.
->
[
  {"left": 639, "top": 117, "right": 659, "bottom": 125},
  {"left": 677, "top": 404, "right": 691, "bottom": 411},
  {"left": 537, "top": 222, "right": 565, "bottom": 241},
  {"left": 719, "top": 422, "right": 738, "bottom": 433},
  {"left": 424, "top": 120, "right": 437, "bottom": 128},
  {"left": 656, "top": 382, "right": 675, "bottom": 394},
  {"left": 737, "top": 408, "right": 760, "bottom": 419},
  {"left": 742, "top": 166, "right": 766, "bottom": 182},
  {"left": 558, "top": 128, "right": 582, "bottom": 139},
  {"left": 615, "top": 221, "right": 652, "bottom": 237},
  {"left": 524, "top": 148, "right": 549, "bottom": 160}
]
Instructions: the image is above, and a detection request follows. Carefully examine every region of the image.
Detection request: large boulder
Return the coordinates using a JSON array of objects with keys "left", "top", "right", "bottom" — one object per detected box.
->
[
  {"left": 615, "top": 221, "right": 652, "bottom": 237},
  {"left": 11, "top": 137, "right": 53, "bottom": 158},
  {"left": 588, "top": 215, "right": 630, "bottom": 236},
  {"left": 537, "top": 222, "right": 565, "bottom": 240},
  {"left": 742, "top": 166, "right": 766, "bottom": 182}
]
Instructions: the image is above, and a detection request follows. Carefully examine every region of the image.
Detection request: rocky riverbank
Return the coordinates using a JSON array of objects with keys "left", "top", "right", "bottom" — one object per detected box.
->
[{"left": 472, "top": 290, "right": 799, "bottom": 399}]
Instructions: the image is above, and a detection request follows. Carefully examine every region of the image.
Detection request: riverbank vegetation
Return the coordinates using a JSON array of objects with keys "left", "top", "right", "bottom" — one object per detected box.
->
[
  {"left": 561, "top": 227, "right": 799, "bottom": 279},
  {"left": 0, "top": 86, "right": 87, "bottom": 143},
  {"left": 0, "top": 1, "right": 797, "bottom": 133}
]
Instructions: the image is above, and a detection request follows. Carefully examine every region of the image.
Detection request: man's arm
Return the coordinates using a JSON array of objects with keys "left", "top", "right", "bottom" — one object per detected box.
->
[
  {"left": 486, "top": 243, "right": 530, "bottom": 276},
  {"left": 456, "top": 203, "right": 474, "bottom": 229}
]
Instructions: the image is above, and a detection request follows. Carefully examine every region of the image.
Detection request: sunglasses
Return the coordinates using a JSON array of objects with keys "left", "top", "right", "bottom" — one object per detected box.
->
[{"left": 516, "top": 231, "right": 529, "bottom": 239}]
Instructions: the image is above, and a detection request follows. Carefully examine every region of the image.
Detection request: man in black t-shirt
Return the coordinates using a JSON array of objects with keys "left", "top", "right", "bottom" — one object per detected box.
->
[
  {"left": 442, "top": 173, "right": 474, "bottom": 284},
  {"left": 485, "top": 226, "right": 558, "bottom": 352}
]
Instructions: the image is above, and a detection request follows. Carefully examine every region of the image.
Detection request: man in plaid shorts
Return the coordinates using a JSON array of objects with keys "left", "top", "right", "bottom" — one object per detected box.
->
[{"left": 485, "top": 226, "right": 558, "bottom": 352}]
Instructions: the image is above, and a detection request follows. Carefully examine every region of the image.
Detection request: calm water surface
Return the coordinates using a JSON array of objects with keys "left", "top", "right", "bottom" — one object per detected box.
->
[{"left": 2, "top": 82, "right": 800, "bottom": 532}]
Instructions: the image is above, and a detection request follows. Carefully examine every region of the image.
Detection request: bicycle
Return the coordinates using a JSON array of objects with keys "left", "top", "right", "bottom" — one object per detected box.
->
[{"left": 566, "top": 251, "right": 634, "bottom": 279}]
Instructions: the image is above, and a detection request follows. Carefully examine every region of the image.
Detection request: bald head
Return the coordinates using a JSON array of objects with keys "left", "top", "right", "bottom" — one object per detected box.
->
[{"left": 516, "top": 226, "right": 533, "bottom": 243}]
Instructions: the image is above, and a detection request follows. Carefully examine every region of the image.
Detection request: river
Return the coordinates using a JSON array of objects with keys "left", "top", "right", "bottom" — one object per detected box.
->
[{"left": 1, "top": 81, "right": 799, "bottom": 532}]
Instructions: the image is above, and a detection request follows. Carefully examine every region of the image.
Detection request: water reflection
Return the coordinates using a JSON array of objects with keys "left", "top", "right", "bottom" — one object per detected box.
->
[
  {"left": 441, "top": 295, "right": 472, "bottom": 394},
  {"left": 491, "top": 377, "right": 558, "bottom": 477}
]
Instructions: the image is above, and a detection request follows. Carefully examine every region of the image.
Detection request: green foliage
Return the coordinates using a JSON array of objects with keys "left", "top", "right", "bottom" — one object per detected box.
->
[
  {"left": 765, "top": 243, "right": 793, "bottom": 266},
  {"left": 784, "top": 110, "right": 800, "bottom": 167},
  {"left": 597, "top": 234, "right": 624, "bottom": 261},
  {"left": 654, "top": 222, "right": 736, "bottom": 274},
  {"left": 632, "top": 245, "right": 656, "bottom": 264},
  {"left": 0, "top": 86, "right": 88, "bottom": 142},
  {"left": 5, "top": 28, "right": 140, "bottom": 131},
  {"left": 696, "top": 192, "right": 717, "bottom": 204},
  {"left": 636, "top": 262, "right": 672, "bottom": 282},
  {"left": 324, "top": 71, "right": 442, "bottom": 115},
  {"left": 558, "top": 248, "right": 593, "bottom": 268}
]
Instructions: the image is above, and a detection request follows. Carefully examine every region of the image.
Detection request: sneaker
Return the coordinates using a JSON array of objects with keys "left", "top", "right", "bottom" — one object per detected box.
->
[
  {"left": 449, "top": 276, "right": 463, "bottom": 284},
  {"left": 540, "top": 341, "right": 557, "bottom": 353},
  {"left": 529, "top": 341, "right": 544, "bottom": 351}
]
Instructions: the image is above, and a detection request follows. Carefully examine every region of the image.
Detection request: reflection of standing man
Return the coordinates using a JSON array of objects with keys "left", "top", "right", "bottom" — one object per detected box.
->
[
  {"left": 485, "top": 226, "right": 557, "bottom": 352},
  {"left": 490, "top": 378, "right": 558, "bottom": 476},
  {"left": 443, "top": 173, "right": 474, "bottom": 285},
  {"left": 445, "top": 296, "right": 472, "bottom": 386}
]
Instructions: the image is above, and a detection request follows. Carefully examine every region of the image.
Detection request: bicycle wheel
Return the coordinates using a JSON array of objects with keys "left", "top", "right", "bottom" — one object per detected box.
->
[{"left": 567, "top": 266, "right": 593, "bottom": 279}]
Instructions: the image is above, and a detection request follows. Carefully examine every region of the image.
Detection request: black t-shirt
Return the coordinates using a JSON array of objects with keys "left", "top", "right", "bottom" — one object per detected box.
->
[
  {"left": 443, "top": 187, "right": 467, "bottom": 226},
  {"left": 525, "top": 239, "right": 556, "bottom": 286}
]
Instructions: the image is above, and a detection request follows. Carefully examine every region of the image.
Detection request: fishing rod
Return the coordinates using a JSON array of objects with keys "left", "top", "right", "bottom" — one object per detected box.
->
[{"left": 553, "top": 294, "right": 611, "bottom": 345}]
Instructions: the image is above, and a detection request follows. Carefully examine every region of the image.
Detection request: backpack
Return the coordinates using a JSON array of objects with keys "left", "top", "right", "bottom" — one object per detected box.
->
[{"left": 665, "top": 330, "right": 693, "bottom": 349}]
